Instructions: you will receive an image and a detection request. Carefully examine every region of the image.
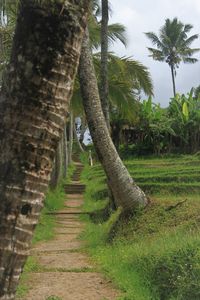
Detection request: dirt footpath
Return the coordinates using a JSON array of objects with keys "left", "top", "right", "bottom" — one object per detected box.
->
[{"left": 18, "top": 163, "right": 119, "bottom": 300}]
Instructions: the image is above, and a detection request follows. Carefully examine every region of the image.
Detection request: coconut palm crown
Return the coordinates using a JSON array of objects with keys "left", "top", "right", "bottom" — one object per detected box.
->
[{"left": 145, "top": 18, "right": 200, "bottom": 97}]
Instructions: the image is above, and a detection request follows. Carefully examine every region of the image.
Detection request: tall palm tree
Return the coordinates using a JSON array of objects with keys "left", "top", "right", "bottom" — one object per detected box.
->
[
  {"left": 78, "top": 28, "right": 148, "bottom": 215},
  {"left": 0, "top": 1, "right": 90, "bottom": 298},
  {"left": 145, "top": 18, "right": 200, "bottom": 97}
]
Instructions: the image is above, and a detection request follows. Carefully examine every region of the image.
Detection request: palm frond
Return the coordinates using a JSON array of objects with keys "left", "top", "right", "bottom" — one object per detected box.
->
[
  {"left": 107, "top": 23, "right": 127, "bottom": 47},
  {"left": 145, "top": 32, "right": 165, "bottom": 50},
  {"left": 89, "top": 19, "right": 127, "bottom": 49},
  {"left": 183, "top": 24, "right": 193, "bottom": 33},
  {"left": 182, "top": 34, "right": 199, "bottom": 47},
  {"left": 182, "top": 57, "right": 198, "bottom": 64},
  {"left": 147, "top": 48, "right": 165, "bottom": 61}
]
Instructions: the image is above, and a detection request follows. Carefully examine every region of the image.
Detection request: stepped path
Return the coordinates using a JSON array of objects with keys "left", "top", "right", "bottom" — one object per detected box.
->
[{"left": 19, "top": 161, "right": 119, "bottom": 300}]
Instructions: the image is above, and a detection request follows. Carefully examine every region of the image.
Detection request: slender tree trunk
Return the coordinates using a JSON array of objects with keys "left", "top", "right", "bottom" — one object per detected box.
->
[
  {"left": 55, "top": 140, "right": 63, "bottom": 185},
  {"left": 74, "top": 123, "right": 85, "bottom": 152},
  {"left": 49, "top": 140, "right": 63, "bottom": 188},
  {"left": 68, "top": 111, "right": 74, "bottom": 164},
  {"left": 49, "top": 158, "right": 57, "bottom": 188},
  {"left": 63, "top": 123, "right": 68, "bottom": 178},
  {"left": 79, "top": 117, "right": 86, "bottom": 146},
  {"left": 78, "top": 29, "right": 148, "bottom": 215},
  {"left": 100, "top": 0, "right": 110, "bottom": 130},
  {"left": 0, "top": 1, "right": 89, "bottom": 299},
  {"left": 171, "top": 64, "right": 176, "bottom": 97}
]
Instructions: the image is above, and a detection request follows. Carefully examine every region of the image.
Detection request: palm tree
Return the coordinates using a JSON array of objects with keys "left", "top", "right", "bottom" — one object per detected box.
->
[
  {"left": 71, "top": 6, "right": 128, "bottom": 146},
  {"left": 145, "top": 18, "right": 200, "bottom": 97},
  {"left": 78, "top": 28, "right": 148, "bottom": 215},
  {"left": 0, "top": 1, "right": 90, "bottom": 298},
  {"left": 72, "top": 52, "right": 153, "bottom": 149}
]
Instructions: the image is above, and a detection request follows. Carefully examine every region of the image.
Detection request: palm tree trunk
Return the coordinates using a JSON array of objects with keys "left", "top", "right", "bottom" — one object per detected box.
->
[
  {"left": 55, "top": 141, "right": 63, "bottom": 185},
  {"left": 63, "top": 123, "right": 68, "bottom": 178},
  {"left": 78, "top": 28, "right": 148, "bottom": 215},
  {"left": 171, "top": 65, "right": 176, "bottom": 97},
  {"left": 74, "top": 123, "right": 85, "bottom": 153},
  {"left": 0, "top": 1, "right": 89, "bottom": 299},
  {"left": 80, "top": 117, "right": 87, "bottom": 146},
  {"left": 100, "top": 0, "right": 110, "bottom": 130},
  {"left": 68, "top": 112, "right": 74, "bottom": 164},
  {"left": 49, "top": 142, "right": 62, "bottom": 189}
]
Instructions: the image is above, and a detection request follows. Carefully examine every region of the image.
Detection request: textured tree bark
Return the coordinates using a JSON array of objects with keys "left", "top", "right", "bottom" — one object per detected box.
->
[
  {"left": 54, "top": 140, "right": 63, "bottom": 187},
  {"left": 74, "top": 124, "right": 85, "bottom": 153},
  {"left": 100, "top": 0, "right": 110, "bottom": 130},
  {"left": 0, "top": 1, "right": 89, "bottom": 299},
  {"left": 78, "top": 29, "right": 148, "bottom": 215},
  {"left": 68, "top": 111, "right": 74, "bottom": 164},
  {"left": 171, "top": 64, "right": 176, "bottom": 97},
  {"left": 49, "top": 157, "right": 57, "bottom": 189},
  {"left": 63, "top": 123, "right": 68, "bottom": 178},
  {"left": 79, "top": 117, "right": 87, "bottom": 146}
]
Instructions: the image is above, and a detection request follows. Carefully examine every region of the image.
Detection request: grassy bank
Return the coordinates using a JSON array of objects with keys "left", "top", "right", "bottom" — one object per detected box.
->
[
  {"left": 80, "top": 155, "right": 200, "bottom": 300},
  {"left": 17, "top": 164, "right": 75, "bottom": 298}
]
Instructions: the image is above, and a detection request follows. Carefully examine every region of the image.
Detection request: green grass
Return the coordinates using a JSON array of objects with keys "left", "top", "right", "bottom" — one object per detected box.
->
[{"left": 81, "top": 155, "right": 200, "bottom": 300}]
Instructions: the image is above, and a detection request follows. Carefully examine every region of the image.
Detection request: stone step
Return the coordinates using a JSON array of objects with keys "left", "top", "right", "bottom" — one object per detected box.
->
[
  {"left": 65, "top": 191, "right": 85, "bottom": 195},
  {"left": 65, "top": 187, "right": 85, "bottom": 190},
  {"left": 65, "top": 184, "right": 85, "bottom": 188},
  {"left": 47, "top": 211, "right": 89, "bottom": 215},
  {"left": 64, "top": 185, "right": 86, "bottom": 194},
  {"left": 66, "top": 190, "right": 84, "bottom": 193}
]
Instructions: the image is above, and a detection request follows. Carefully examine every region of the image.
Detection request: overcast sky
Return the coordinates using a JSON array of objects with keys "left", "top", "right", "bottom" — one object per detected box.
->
[{"left": 109, "top": 0, "right": 200, "bottom": 107}]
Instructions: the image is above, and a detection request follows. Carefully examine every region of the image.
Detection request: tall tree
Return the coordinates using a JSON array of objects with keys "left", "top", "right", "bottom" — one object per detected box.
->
[
  {"left": 100, "top": 0, "right": 110, "bottom": 128},
  {"left": 0, "top": 1, "right": 89, "bottom": 298},
  {"left": 78, "top": 28, "right": 148, "bottom": 215},
  {"left": 145, "top": 18, "right": 200, "bottom": 97}
]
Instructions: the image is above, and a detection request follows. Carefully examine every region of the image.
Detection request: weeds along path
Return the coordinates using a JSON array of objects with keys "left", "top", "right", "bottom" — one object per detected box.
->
[{"left": 18, "top": 161, "right": 119, "bottom": 300}]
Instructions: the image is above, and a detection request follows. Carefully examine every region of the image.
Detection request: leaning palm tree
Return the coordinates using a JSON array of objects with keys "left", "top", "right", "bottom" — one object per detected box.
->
[
  {"left": 78, "top": 28, "right": 148, "bottom": 215},
  {"left": 145, "top": 18, "right": 200, "bottom": 97},
  {"left": 0, "top": 1, "right": 90, "bottom": 298}
]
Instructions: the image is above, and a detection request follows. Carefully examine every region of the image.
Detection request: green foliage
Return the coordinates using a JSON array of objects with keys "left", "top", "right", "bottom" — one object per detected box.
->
[
  {"left": 120, "top": 90, "right": 200, "bottom": 156},
  {"left": 81, "top": 156, "right": 200, "bottom": 300},
  {"left": 194, "top": 84, "right": 200, "bottom": 99},
  {"left": 150, "top": 247, "right": 200, "bottom": 299},
  {"left": 32, "top": 208, "right": 55, "bottom": 244},
  {"left": 45, "top": 182, "right": 66, "bottom": 211}
]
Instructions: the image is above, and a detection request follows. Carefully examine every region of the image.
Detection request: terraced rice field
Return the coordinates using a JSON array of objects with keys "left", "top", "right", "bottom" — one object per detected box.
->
[
  {"left": 81, "top": 154, "right": 200, "bottom": 300},
  {"left": 125, "top": 155, "right": 200, "bottom": 195}
]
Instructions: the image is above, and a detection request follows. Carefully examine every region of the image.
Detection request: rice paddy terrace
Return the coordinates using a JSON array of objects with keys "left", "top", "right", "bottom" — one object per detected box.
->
[{"left": 81, "top": 154, "right": 200, "bottom": 300}]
